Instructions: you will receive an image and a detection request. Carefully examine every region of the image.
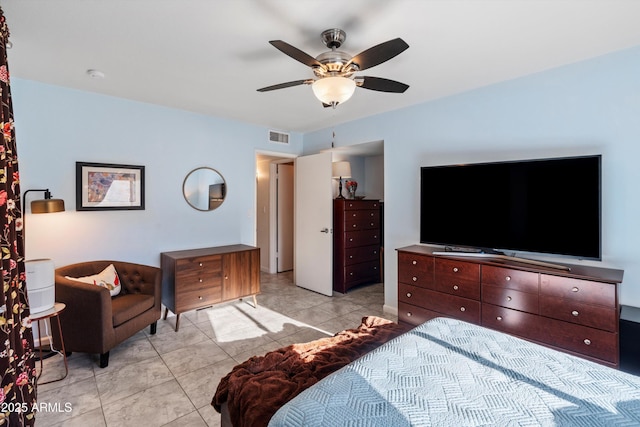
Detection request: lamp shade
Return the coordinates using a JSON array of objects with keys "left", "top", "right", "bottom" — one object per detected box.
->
[
  {"left": 31, "top": 198, "right": 65, "bottom": 214},
  {"left": 312, "top": 77, "right": 356, "bottom": 105},
  {"left": 332, "top": 161, "right": 352, "bottom": 179}
]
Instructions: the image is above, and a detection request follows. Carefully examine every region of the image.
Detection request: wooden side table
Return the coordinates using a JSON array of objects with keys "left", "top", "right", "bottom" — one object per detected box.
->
[{"left": 32, "top": 302, "right": 68, "bottom": 384}]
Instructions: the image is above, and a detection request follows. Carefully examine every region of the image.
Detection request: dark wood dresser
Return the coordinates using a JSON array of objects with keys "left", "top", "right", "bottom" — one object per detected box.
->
[
  {"left": 333, "top": 199, "right": 382, "bottom": 293},
  {"left": 397, "top": 245, "right": 624, "bottom": 367},
  {"left": 161, "top": 244, "right": 260, "bottom": 331}
]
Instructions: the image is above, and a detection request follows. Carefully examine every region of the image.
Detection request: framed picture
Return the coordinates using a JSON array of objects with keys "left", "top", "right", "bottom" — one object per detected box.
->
[{"left": 76, "top": 162, "right": 145, "bottom": 211}]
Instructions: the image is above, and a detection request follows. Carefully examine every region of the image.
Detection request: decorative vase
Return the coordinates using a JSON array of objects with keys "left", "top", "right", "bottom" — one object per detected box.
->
[{"left": 347, "top": 181, "right": 357, "bottom": 199}]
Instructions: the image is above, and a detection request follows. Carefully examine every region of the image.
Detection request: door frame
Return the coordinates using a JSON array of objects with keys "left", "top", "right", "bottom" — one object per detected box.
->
[{"left": 255, "top": 150, "right": 297, "bottom": 274}]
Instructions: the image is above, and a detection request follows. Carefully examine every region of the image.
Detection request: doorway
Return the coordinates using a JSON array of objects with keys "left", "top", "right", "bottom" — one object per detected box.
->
[
  {"left": 256, "top": 153, "right": 295, "bottom": 273},
  {"left": 255, "top": 140, "right": 385, "bottom": 289}
]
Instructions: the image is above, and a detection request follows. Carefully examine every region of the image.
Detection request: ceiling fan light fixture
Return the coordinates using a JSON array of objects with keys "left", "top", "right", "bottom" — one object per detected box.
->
[{"left": 312, "top": 77, "right": 356, "bottom": 106}]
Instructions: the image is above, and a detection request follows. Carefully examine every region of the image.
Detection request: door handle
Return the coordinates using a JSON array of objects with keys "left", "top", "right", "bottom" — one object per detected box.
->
[{"left": 320, "top": 228, "right": 329, "bottom": 233}]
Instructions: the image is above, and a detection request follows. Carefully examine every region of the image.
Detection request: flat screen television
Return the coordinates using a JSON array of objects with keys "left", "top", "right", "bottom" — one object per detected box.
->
[{"left": 420, "top": 155, "right": 601, "bottom": 260}]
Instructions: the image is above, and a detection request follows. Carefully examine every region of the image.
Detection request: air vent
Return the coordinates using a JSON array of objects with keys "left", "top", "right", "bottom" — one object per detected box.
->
[{"left": 269, "top": 130, "right": 289, "bottom": 144}]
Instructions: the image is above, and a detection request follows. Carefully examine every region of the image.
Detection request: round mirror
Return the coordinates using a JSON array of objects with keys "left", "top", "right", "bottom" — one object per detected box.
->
[{"left": 183, "top": 167, "right": 226, "bottom": 211}]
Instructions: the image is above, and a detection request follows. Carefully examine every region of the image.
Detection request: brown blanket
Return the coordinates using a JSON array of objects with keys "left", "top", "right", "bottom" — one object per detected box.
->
[{"left": 212, "top": 316, "right": 410, "bottom": 427}]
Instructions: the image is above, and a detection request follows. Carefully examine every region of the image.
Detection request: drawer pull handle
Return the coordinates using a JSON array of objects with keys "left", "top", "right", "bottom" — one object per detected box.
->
[
  {"left": 370, "top": 222, "right": 374, "bottom": 226},
  {"left": 572, "top": 287, "right": 579, "bottom": 293},
  {"left": 412, "top": 260, "right": 417, "bottom": 265},
  {"left": 349, "top": 255, "right": 353, "bottom": 259},
  {"left": 505, "top": 276, "right": 511, "bottom": 281},
  {"left": 497, "top": 316, "right": 503, "bottom": 321},
  {"left": 412, "top": 276, "right": 418, "bottom": 282},
  {"left": 370, "top": 213, "right": 374, "bottom": 216},
  {"left": 460, "top": 307, "right": 466, "bottom": 312},
  {"left": 374, "top": 235, "right": 377, "bottom": 239},
  {"left": 406, "top": 292, "right": 412, "bottom": 298},
  {"left": 199, "top": 263, "right": 203, "bottom": 267},
  {"left": 349, "top": 238, "right": 353, "bottom": 242},
  {"left": 198, "top": 296, "right": 203, "bottom": 300},
  {"left": 506, "top": 296, "right": 512, "bottom": 301},
  {"left": 453, "top": 285, "right": 459, "bottom": 291},
  {"left": 373, "top": 251, "right": 378, "bottom": 254},
  {"left": 199, "top": 279, "right": 203, "bottom": 283},
  {"left": 407, "top": 312, "right": 412, "bottom": 317},
  {"left": 572, "top": 310, "right": 579, "bottom": 317},
  {"left": 350, "top": 272, "right": 353, "bottom": 276},
  {"left": 453, "top": 267, "right": 459, "bottom": 273},
  {"left": 353, "top": 224, "right": 357, "bottom": 228},
  {"left": 584, "top": 339, "right": 591, "bottom": 346}
]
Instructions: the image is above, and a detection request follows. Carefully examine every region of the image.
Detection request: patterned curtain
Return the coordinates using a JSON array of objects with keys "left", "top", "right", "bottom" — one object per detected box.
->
[{"left": 0, "top": 7, "right": 37, "bottom": 426}]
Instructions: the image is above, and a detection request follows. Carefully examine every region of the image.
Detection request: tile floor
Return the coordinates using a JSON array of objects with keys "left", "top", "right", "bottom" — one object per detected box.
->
[{"left": 35, "top": 272, "right": 394, "bottom": 426}]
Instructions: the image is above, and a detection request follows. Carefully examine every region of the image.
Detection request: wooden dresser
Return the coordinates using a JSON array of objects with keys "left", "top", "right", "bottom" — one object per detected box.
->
[
  {"left": 161, "top": 244, "right": 260, "bottom": 331},
  {"left": 397, "top": 245, "right": 624, "bottom": 367},
  {"left": 333, "top": 199, "right": 382, "bottom": 293}
]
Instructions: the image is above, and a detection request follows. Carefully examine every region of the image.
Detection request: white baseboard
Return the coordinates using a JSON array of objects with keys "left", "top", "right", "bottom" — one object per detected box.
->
[{"left": 383, "top": 304, "right": 398, "bottom": 317}]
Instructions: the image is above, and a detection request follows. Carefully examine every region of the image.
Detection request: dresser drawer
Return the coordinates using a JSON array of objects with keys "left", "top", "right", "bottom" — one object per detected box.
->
[
  {"left": 344, "top": 200, "right": 380, "bottom": 210},
  {"left": 176, "top": 256, "right": 222, "bottom": 289},
  {"left": 482, "top": 284, "right": 539, "bottom": 314},
  {"left": 343, "top": 260, "right": 380, "bottom": 284},
  {"left": 176, "top": 285, "right": 223, "bottom": 312},
  {"left": 398, "top": 284, "right": 480, "bottom": 324},
  {"left": 482, "top": 304, "right": 544, "bottom": 342},
  {"left": 540, "top": 316, "right": 618, "bottom": 364},
  {"left": 398, "top": 252, "right": 433, "bottom": 289},
  {"left": 434, "top": 258, "right": 480, "bottom": 299},
  {"left": 344, "top": 214, "right": 380, "bottom": 231},
  {"left": 176, "top": 255, "right": 222, "bottom": 276},
  {"left": 345, "top": 245, "right": 380, "bottom": 266},
  {"left": 482, "top": 265, "right": 538, "bottom": 293},
  {"left": 432, "top": 277, "right": 480, "bottom": 300},
  {"left": 435, "top": 258, "right": 480, "bottom": 283},
  {"left": 398, "top": 302, "right": 441, "bottom": 326},
  {"left": 344, "top": 230, "right": 380, "bottom": 248},
  {"left": 539, "top": 295, "right": 617, "bottom": 331},
  {"left": 343, "top": 209, "right": 379, "bottom": 222},
  {"left": 540, "top": 275, "right": 616, "bottom": 307}
]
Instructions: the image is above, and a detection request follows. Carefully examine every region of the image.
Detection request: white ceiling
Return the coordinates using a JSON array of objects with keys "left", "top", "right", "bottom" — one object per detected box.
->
[{"left": 2, "top": 0, "right": 640, "bottom": 133}]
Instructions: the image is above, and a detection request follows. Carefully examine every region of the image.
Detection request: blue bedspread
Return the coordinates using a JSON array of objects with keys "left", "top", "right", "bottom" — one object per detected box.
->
[{"left": 269, "top": 317, "right": 640, "bottom": 426}]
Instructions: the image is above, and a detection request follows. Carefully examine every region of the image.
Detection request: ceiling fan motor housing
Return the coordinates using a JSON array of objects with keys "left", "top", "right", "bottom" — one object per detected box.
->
[{"left": 314, "top": 50, "right": 358, "bottom": 78}]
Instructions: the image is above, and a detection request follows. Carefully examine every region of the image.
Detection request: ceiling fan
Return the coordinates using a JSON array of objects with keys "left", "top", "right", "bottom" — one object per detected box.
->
[{"left": 257, "top": 28, "right": 410, "bottom": 108}]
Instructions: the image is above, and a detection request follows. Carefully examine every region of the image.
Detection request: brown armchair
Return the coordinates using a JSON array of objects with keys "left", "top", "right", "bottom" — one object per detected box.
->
[{"left": 51, "top": 260, "right": 161, "bottom": 368}]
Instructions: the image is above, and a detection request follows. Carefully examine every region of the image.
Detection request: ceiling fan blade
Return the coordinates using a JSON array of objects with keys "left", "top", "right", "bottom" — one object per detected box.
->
[
  {"left": 257, "top": 79, "right": 313, "bottom": 92},
  {"left": 347, "top": 38, "right": 409, "bottom": 71},
  {"left": 358, "top": 76, "right": 409, "bottom": 93},
  {"left": 269, "top": 40, "right": 325, "bottom": 69}
]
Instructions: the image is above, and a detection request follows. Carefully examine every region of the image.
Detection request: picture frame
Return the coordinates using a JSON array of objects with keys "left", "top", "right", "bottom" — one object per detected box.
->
[{"left": 76, "top": 162, "right": 145, "bottom": 211}]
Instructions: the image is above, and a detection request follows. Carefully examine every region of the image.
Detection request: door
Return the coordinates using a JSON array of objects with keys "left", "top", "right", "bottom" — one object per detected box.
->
[
  {"left": 277, "top": 163, "right": 294, "bottom": 272},
  {"left": 295, "top": 152, "right": 333, "bottom": 296}
]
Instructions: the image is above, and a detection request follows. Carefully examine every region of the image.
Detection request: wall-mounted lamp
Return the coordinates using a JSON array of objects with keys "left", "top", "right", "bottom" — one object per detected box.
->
[{"left": 332, "top": 161, "right": 352, "bottom": 199}]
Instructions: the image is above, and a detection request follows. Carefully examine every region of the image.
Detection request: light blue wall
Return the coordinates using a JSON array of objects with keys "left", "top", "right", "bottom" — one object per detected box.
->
[
  {"left": 14, "top": 45, "right": 640, "bottom": 311},
  {"left": 305, "top": 46, "right": 640, "bottom": 309},
  {"left": 14, "top": 80, "right": 302, "bottom": 268}
]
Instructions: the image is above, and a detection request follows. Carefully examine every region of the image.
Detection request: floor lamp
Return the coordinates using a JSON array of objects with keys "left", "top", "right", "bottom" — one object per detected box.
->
[{"left": 22, "top": 189, "right": 65, "bottom": 314}]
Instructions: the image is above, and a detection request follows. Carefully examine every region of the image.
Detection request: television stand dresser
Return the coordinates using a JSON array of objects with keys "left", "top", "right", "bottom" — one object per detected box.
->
[
  {"left": 161, "top": 244, "right": 260, "bottom": 331},
  {"left": 397, "top": 245, "right": 624, "bottom": 367}
]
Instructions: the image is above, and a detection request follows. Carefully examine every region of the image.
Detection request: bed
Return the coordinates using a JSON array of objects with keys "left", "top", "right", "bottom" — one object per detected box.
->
[
  {"left": 212, "top": 316, "right": 410, "bottom": 427},
  {"left": 268, "top": 317, "right": 640, "bottom": 426}
]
